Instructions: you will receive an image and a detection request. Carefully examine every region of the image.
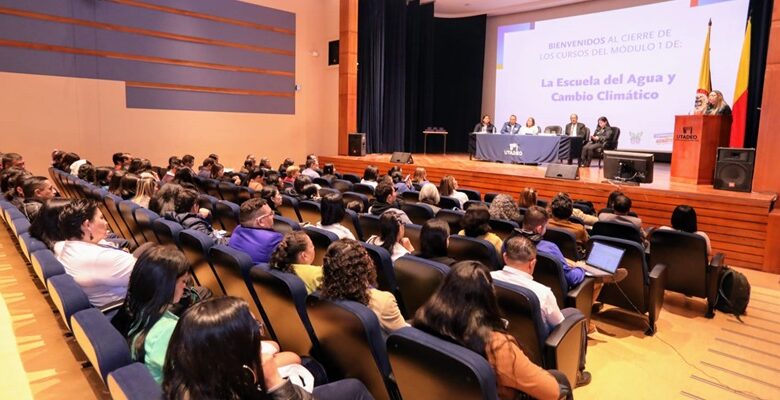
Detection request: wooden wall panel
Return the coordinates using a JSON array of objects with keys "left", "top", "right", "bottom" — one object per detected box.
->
[{"left": 338, "top": 0, "right": 358, "bottom": 155}]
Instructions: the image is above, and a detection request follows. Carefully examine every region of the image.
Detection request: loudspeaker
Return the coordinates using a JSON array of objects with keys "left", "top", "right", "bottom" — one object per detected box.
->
[
  {"left": 390, "top": 152, "right": 413, "bottom": 164},
  {"left": 328, "top": 40, "right": 339, "bottom": 65},
  {"left": 348, "top": 133, "right": 366, "bottom": 156},
  {"left": 545, "top": 163, "right": 579, "bottom": 180},
  {"left": 714, "top": 147, "right": 755, "bottom": 192}
]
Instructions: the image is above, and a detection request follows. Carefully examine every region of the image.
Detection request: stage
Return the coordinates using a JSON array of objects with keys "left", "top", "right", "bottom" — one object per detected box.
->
[{"left": 320, "top": 153, "right": 778, "bottom": 272}]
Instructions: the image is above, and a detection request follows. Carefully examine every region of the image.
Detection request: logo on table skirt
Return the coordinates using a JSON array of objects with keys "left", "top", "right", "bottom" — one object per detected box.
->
[
  {"left": 629, "top": 131, "right": 643, "bottom": 145},
  {"left": 504, "top": 143, "right": 523, "bottom": 156}
]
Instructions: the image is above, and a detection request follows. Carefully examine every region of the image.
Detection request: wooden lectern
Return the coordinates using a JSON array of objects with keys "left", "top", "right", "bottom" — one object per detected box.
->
[{"left": 671, "top": 115, "right": 731, "bottom": 185}]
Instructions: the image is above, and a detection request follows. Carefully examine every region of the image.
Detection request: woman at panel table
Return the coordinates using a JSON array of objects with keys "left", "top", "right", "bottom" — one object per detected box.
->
[
  {"left": 579, "top": 116, "right": 614, "bottom": 168},
  {"left": 473, "top": 114, "right": 497, "bottom": 133},
  {"left": 704, "top": 90, "right": 732, "bottom": 117},
  {"left": 519, "top": 117, "right": 541, "bottom": 135}
]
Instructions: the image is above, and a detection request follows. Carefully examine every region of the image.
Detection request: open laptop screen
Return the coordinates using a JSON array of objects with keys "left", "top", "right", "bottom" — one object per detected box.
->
[{"left": 586, "top": 242, "right": 625, "bottom": 273}]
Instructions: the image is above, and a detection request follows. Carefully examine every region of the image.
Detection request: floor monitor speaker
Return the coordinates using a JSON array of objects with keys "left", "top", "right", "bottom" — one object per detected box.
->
[
  {"left": 390, "top": 152, "right": 414, "bottom": 164},
  {"left": 545, "top": 163, "right": 580, "bottom": 180}
]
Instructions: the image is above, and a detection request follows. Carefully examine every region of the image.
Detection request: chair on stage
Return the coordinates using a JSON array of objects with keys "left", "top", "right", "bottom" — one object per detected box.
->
[
  {"left": 544, "top": 125, "right": 562, "bottom": 134},
  {"left": 594, "top": 126, "right": 621, "bottom": 168}
]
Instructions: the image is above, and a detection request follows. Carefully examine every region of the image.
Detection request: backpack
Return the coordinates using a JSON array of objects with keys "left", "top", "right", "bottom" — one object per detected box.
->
[{"left": 715, "top": 267, "right": 750, "bottom": 321}]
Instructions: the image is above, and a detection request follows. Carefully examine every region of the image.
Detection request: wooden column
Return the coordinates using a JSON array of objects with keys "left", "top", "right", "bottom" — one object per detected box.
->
[
  {"left": 755, "top": 3, "right": 780, "bottom": 272},
  {"left": 338, "top": 0, "right": 358, "bottom": 155}
]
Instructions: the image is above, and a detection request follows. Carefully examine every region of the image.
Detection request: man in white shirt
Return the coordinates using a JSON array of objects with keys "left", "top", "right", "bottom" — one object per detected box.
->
[
  {"left": 491, "top": 235, "right": 592, "bottom": 387},
  {"left": 301, "top": 158, "right": 321, "bottom": 179}
]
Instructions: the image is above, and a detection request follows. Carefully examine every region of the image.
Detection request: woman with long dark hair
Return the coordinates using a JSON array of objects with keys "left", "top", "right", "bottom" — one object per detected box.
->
[
  {"left": 316, "top": 192, "right": 355, "bottom": 239},
  {"left": 459, "top": 204, "right": 503, "bottom": 255},
  {"left": 365, "top": 210, "right": 414, "bottom": 261},
  {"left": 269, "top": 231, "right": 322, "bottom": 294},
  {"left": 260, "top": 185, "right": 283, "bottom": 216},
  {"left": 29, "top": 198, "right": 72, "bottom": 249},
  {"left": 414, "top": 219, "right": 456, "bottom": 266},
  {"left": 414, "top": 261, "right": 568, "bottom": 400}
]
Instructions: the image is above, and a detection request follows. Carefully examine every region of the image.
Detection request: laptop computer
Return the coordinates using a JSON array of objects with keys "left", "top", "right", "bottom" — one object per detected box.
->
[{"left": 581, "top": 242, "right": 625, "bottom": 277}]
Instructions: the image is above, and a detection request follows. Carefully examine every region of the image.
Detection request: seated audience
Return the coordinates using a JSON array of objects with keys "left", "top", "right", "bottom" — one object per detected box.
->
[
  {"left": 171, "top": 169, "right": 197, "bottom": 190},
  {"left": 259, "top": 185, "right": 283, "bottom": 216},
  {"left": 391, "top": 171, "right": 412, "bottom": 195},
  {"left": 300, "top": 183, "right": 320, "bottom": 201},
  {"left": 18, "top": 176, "right": 56, "bottom": 221},
  {"left": 547, "top": 193, "right": 589, "bottom": 252},
  {"left": 259, "top": 157, "right": 273, "bottom": 170},
  {"left": 2, "top": 152, "right": 26, "bottom": 170},
  {"left": 321, "top": 239, "right": 408, "bottom": 332},
  {"left": 95, "top": 166, "right": 113, "bottom": 188},
  {"left": 439, "top": 175, "right": 469, "bottom": 208},
  {"left": 108, "top": 169, "right": 126, "bottom": 197},
  {"left": 229, "top": 198, "right": 283, "bottom": 263},
  {"left": 198, "top": 157, "right": 215, "bottom": 178},
  {"left": 161, "top": 159, "right": 180, "bottom": 185},
  {"left": 458, "top": 204, "right": 503, "bottom": 255},
  {"left": 301, "top": 158, "right": 320, "bottom": 179},
  {"left": 285, "top": 175, "right": 313, "bottom": 200},
  {"left": 264, "top": 170, "right": 284, "bottom": 190},
  {"left": 29, "top": 198, "right": 72, "bottom": 249},
  {"left": 51, "top": 150, "right": 65, "bottom": 170},
  {"left": 346, "top": 200, "right": 364, "bottom": 214},
  {"left": 418, "top": 183, "right": 441, "bottom": 214},
  {"left": 165, "top": 188, "right": 227, "bottom": 244},
  {"left": 320, "top": 163, "right": 337, "bottom": 184},
  {"left": 149, "top": 183, "right": 181, "bottom": 216},
  {"left": 269, "top": 231, "right": 322, "bottom": 294},
  {"left": 1, "top": 167, "right": 30, "bottom": 206},
  {"left": 413, "top": 219, "right": 457, "bottom": 266},
  {"left": 360, "top": 165, "right": 379, "bottom": 189},
  {"left": 278, "top": 157, "right": 295, "bottom": 176},
  {"left": 368, "top": 180, "right": 412, "bottom": 224},
  {"left": 283, "top": 165, "right": 300, "bottom": 185},
  {"left": 240, "top": 154, "right": 256, "bottom": 174},
  {"left": 131, "top": 177, "right": 158, "bottom": 209},
  {"left": 489, "top": 194, "right": 523, "bottom": 224},
  {"left": 598, "top": 194, "right": 644, "bottom": 233},
  {"left": 492, "top": 236, "right": 590, "bottom": 387},
  {"left": 119, "top": 173, "right": 140, "bottom": 200},
  {"left": 212, "top": 163, "right": 241, "bottom": 185},
  {"left": 414, "top": 260, "right": 570, "bottom": 400},
  {"left": 518, "top": 187, "right": 537, "bottom": 209},
  {"left": 660, "top": 205, "right": 712, "bottom": 257},
  {"left": 247, "top": 169, "right": 265, "bottom": 191},
  {"left": 316, "top": 193, "right": 355, "bottom": 239},
  {"left": 180, "top": 154, "right": 196, "bottom": 175},
  {"left": 136, "top": 159, "right": 159, "bottom": 181},
  {"left": 366, "top": 210, "right": 415, "bottom": 261},
  {"left": 77, "top": 163, "right": 96, "bottom": 184},
  {"left": 54, "top": 199, "right": 137, "bottom": 307},
  {"left": 58, "top": 152, "right": 81, "bottom": 172},
  {"left": 412, "top": 167, "right": 429, "bottom": 186},
  {"left": 112, "top": 152, "right": 128, "bottom": 171}
]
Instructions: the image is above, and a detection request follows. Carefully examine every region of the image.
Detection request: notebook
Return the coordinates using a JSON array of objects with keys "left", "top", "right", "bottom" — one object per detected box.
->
[{"left": 581, "top": 242, "right": 625, "bottom": 277}]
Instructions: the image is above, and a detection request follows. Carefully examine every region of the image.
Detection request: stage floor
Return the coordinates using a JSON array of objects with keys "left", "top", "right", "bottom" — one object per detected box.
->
[{"left": 320, "top": 153, "right": 777, "bottom": 271}]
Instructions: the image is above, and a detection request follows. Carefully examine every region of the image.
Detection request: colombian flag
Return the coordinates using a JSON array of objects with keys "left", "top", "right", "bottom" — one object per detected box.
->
[
  {"left": 697, "top": 20, "right": 712, "bottom": 96},
  {"left": 730, "top": 17, "right": 751, "bottom": 147}
]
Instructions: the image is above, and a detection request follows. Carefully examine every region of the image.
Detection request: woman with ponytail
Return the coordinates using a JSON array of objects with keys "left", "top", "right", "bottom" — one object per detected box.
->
[{"left": 269, "top": 231, "right": 322, "bottom": 294}]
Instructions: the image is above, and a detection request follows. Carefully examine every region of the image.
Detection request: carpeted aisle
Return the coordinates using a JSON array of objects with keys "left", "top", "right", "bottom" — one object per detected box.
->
[{"left": 0, "top": 289, "right": 33, "bottom": 399}]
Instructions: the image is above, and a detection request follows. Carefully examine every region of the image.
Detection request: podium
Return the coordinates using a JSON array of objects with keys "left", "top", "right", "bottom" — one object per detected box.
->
[{"left": 671, "top": 115, "right": 731, "bottom": 185}]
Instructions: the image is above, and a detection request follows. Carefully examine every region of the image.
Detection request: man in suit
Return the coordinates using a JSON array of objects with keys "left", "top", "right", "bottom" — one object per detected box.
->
[
  {"left": 500, "top": 115, "right": 522, "bottom": 134},
  {"left": 564, "top": 114, "right": 588, "bottom": 165}
]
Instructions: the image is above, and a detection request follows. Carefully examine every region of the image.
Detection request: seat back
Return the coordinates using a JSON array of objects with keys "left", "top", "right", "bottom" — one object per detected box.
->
[
  {"left": 404, "top": 223, "right": 422, "bottom": 251},
  {"left": 30, "top": 249, "right": 65, "bottom": 289},
  {"left": 207, "top": 245, "right": 267, "bottom": 328},
  {"left": 133, "top": 208, "right": 161, "bottom": 245},
  {"left": 352, "top": 183, "right": 376, "bottom": 199},
  {"left": 484, "top": 192, "right": 504, "bottom": 203},
  {"left": 342, "top": 173, "right": 361, "bottom": 184},
  {"left": 532, "top": 252, "right": 570, "bottom": 310},
  {"left": 204, "top": 179, "right": 222, "bottom": 199},
  {"left": 362, "top": 242, "right": 406, "bottom": 317},
  {"left": 543, "top": 227, "right": 579, "bottom": 261},
  {"left": 394, "top": 256, "right": 448, "bottom": 318},
  {"left": 388, "top": 327, "right": 498, "bottom": 400},
  {"left": 591, "top": 221, "right": 643, "bottom": 244},
  {"left": 459, "top": 188, "right": 481, "bottom": 201},
  {"left": 313, "top": 177, "right": 332, "bottom": 188},
  {"left": 19, "top": 232, "right": 48, "bottom": 263},
  {"left": 47, "top": 273, "right": 92, "bottom": 330},
  {"left": 298, "top": 200, "right": 322, "bottom": 225},
  {"left": 438, "top": 196, "right": 460, "bottom": 210},
  {"left": 152, "top": 219, "right": 183, "bottom": 246},
  {"left": 342, "top": 209, "right": 364, "bottom": 241},
  {"left": 249, "top": 265, "right": 319, "bottom": 356},
  {"left": 272, "top": 215, "right": 302, "bottom": 234},
  {"left": 649, "top": 230, "right": 708, "bottom": 298},
  {"left": 71, "top": 308, "right": 132, "bottom": 382},
  {"left": 237, "top": 187, "right": 254, "bottom": 205},
  {"left": 544, "top": 125, "right": 562, "bottom": 134},
  {"left": 606, "top": 127, "right": 620, "bottom": 150},
  {"left": 358, "top": 213, "right": 382, "bottom": 240},
  {"left": 178, "top": 229, "right": 224, "bottom": 296},
  {"left": 280, "top": 195, "right": 302, "bottom": 222},
  {"left": 332, "top": 179, "right": 353, "bottom": 193},
  {"left": 104, "top": 195, "right": 136, "bottom": 247},
  {"left": 587, "top": 235, "right": 649, "bottom": 312},
  {"left": 435, "top": 209, "right": 465, "bottom": 234},
  {"left": 306, "top": 294, "right": 396, "bottom": 400},
  {"left": 488, "top": 219, "right": 519, "bottom": 241},
  {"left": 107, "top": 362, "right": 164, "bottom": 400},
  {"left": 447, "top": 235, "right": 501, "bottom": 270},
  {"left": 218, "top": 181, "right": 240, "bottom": 203},
  {"left": 197, "top": 194, "right": 218, "bottom": 217},
  {"left": 342, "top": 191, "right": 370, "bottom": 212},
  {"left": 401, "top": 203, "right": 435, "bottom": 225},
  {"left": 9, "top": 214, "right": 31, "bottom": 237},
  {"left": 91, "top": 189, "right": 123, "bottom": 236},
  {"left": 464, "top": 200, "right": 487, "bottom": 210},
  {"left": 400, "top": 191, "right": 420, "bottom": 204},
  {"left": 214, "top": 200, "right": 240, "bottom": 234},
  {"left": 303, "top": 226, "right": 339, "bottom": 265}
]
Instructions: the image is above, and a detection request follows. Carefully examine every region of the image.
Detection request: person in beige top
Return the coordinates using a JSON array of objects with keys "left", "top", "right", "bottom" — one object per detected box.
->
[
  {"left": 269, "top": 231, "right": 323, "bottom": 294},
  {"left": 458, "top": 204, "right": 503, "bottom": 255},
  {"left": 321, "top": 239, "right": 408, "bottom": 332}
]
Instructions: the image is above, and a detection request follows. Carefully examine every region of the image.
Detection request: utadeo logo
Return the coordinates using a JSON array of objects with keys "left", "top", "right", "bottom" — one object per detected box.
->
[{"left": 504, "top": 143, "right": 523, "bottom": 156}]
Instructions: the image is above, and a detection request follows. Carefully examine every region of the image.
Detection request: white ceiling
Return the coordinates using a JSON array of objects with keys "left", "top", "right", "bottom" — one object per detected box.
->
[{"left": 421, "top": 0, "right": 592, "bottom": 18}]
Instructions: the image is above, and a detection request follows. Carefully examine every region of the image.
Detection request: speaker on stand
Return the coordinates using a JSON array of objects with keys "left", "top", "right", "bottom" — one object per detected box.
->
[
  {"left": 713, "top": 147, "right": 755, "bottom": 192},
  {"left": 348, "top": 133, "right": 366, "bottom": 156}
]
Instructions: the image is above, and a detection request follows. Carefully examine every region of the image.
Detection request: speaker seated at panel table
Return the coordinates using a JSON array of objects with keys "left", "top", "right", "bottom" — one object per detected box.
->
[
  {"left": 545, "top": 164, "right": 579, "bottom": 180},
  {"left": 714, "top": 147, "right": 755, "bottom": 193},
  {"left": 390, "top": 152, "right": 414, "bottom": 164}
]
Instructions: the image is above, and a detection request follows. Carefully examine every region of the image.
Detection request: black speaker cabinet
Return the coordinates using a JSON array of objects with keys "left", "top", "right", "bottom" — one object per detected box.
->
[
  {"left": 348, "top": 133, "right": 366, "bottom": 156},
  {"left": 545, "top": 163, "right": 579, "bottom": 180},
  {"left": 390, "top": 152, "right": 414, "bottom": 164},
  {"left": 713, "top": 147, "right": 755, "bottom": 192},
  {"left": 328, "top": 40, "right": 339, "bottom": 65}
]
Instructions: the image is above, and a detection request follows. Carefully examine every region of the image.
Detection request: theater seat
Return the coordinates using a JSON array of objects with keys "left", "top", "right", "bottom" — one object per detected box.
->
[
  {"left": 107, "top": 362, "right": 163, "bottom": 400},
  {"left": 47, "top": 273, "right": 92, "bottom": 331},
  {"left": 387, "top": 327, "right": 498, "bottom": 400},
  {"left": 342, "top": 191, "right": 370, "bottom": 212},
  {"left": 214, "top": 200, "right": 240, "bottom": 234},
  {"left": 362, "top": 243, "right": 406, "bottom": 317},
  {"left": 591, "top": 220, "right": 643, "bottom": 245},
  {"left": 458, "top": 188, "right": 481, "bottom": 201},
  {"left": 272, "top": 215, "right": 302, "bottom": 234},
  {"left": 543, "top": 227, "right": 580, "bottom": 261},
  {"left": 532, "top": 252, "right": 595, "bottom": 324},
  {"left": 394, "top": 255, "right": 448, "bottom": 318},
  {"left": 178, "top": 229, "right": 224, "bottom": 296},
  {"left": 30, "top": 249, "right": 65, "bottom": 289},
  {"left": 332, "top": 179, "right": 353, "bottom": 193},
  {"left": 298, "top": 200, "right": 322, "bottom": 225},
  {"left": 488, "top": 218, "right": 519, "bottom": 241},
  {"left": 341, "top": 173, "right": 361, "bottom": 184},
  {"left": 280, "top": 194, "right": 302, "bottom": 222},
  {"left": 71, "top": 308, "right": 132, "bottom": 382},
  {"left": 342, "top": 209, "right": 364, "bottom": 241},
  {"left": 435, "top": 209, "right": 465, "bottom": 234},
  {"left": 133, "top": 208, "right": 160, "bottom": 245},
  {"left": 303, "top": 226, "right": 339, "bottom": 266},
  {"left": 438, "top": 196, "right": 460, "bottom": 210},
  {"left": 352, "top": 183, "right": 376, "bottom": 199},
  {"left": 401, "top": 203, "right": 434, "bottom": 225},
  {"left": 152, "top": 219, "right": 183, "bottom": 246},
  {"left": 400, "top": 190, "right": 419, "bottom": 204},
  {"left": 358, "top": 213, "right": 382, "bottom": 240},
  {"left": 306, "top": 293, "right": 399, "bottom": 400},
  {"left": 18, "top": 232, "right": 47, "bottom": 264},
  {"left": 403, "top": 223, "right": 422, "bottom": 251},
  {"left": 447, "top": 235, "right": 501, "bottom": 270}
]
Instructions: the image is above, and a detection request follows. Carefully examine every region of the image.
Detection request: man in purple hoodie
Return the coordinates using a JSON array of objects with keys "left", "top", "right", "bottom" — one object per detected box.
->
[{"left": 228, "top": 198, "right": 283, "bottom": 263}]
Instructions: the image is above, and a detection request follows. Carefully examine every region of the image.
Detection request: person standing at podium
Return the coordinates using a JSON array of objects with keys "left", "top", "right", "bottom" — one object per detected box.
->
[
  {"left": 580, "top": 116, "right": 613, "bottom": 167},
  {"left": 500, "top": 115, "right": 521, "bottom": 134},
  {"left": 473, "top": 115, "right": 496, "bottom": 133},
  {"left": 563, "top": 114, "right": 587, "bottom": 138},
  {"left": 704, "top": 90, "right": 732, "bottom": 116},
  {"left": 519, "top": 117, "right": 541, "bottom": 135}
]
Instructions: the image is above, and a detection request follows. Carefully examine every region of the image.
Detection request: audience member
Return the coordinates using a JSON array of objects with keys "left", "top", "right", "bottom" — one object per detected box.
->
[
  {"left": 18, "top": 176, "right": 56, "bottom": 221},
  {"left": 411, "top": 167, "right": 429, "bottom": 186},
  {"left": 95, "top": 166, "right": 113, "bottom": 188},
  {"left": 77, "top": 163, "right": 96, "bottom": 184},
  {"left": 259, "top": 157, "right": 273, "bottom": 170},
  {"left": 345, "top": 200, "right": 364, "bottom": 214},
  {"left": 459, "top": 204, "right": 503, "bottom": 255},
  {"left": 492, "top": 236, "right": 591, "bottom": 387},
  {"left": 29, "top": 198, "right": 72, "bottom": 249},
  {"left": 439, "top": 175, "right": 468, "bottom": 208},
  {"left": 548, "top": 193, "right": 589, "bottom": 252},
  {"left": 119, "top": 173, "right": 140, "bottom": 200},
  {"left": 112, "top": 153, "right": 129, "bottom": 171},
  {"left": 368, "top": 180, "right": 412, "bottom": 224},
  {"left": 518, "top": 187, "right": 537, "bottom": 208},
  {"left": 161, "top": 159, "right": 181, "bottom": 185},
  {"left": 300, "top": 183, "right": 320, "bottom": 201},
  {"left": 240, "top": 154, "right": 256, "bottom": 174},
  {"left": 269, "top": 231, "right": 322, "bottom": 294},
  {"left": 360, "top": 165, "right": 379, "bottom": 188},
  {"left": 247, "top": 169, "right": 265, "bottom": 191},
  {"left": 212, "top": 163, "right": 240, "bottom": 185},
  {"left": 259, "top": 185, "right": 283, "bottom": 216},
  {"left": 58, "top": 152, "right": 80, "bottom": 172},
  {"left": 660, "top": 205, "right": 712, "bottom": 257},
  {"left": 132, "top": 178, "right": 158, "bottom": 209},
  {"left": 229, "top": 198, "right": 283, "bottom": 263},
  {"left": 2, "top": 152, "right": 26, "bottom": 170},
  {"left": 390, "top": 171, "right": 412, "bottom": 195},
  {"left": 181, "top": 154, "right": 196, "bottom": 175},
  {"left": 320, "top": 163, "right": 337, "bottom": 184},
  {"left": 54, "top": 199, "right": 137, "bottom": 307},
  {"left": 418, "top": 183, "right": 441, "bottom": 214},
  {"left": 366, "top": 210, "right": 414, "bottom": 261},
  {"left": 414, "top": 219, "right": 456, "bottom": 266},
  {"left": 165, "top": 188, "right": 226, "bottom": 244},
  {"left": 598, "top": 194, "right": 644, "bottom": 233},
  {"left": 264, "top": 170, "right": 283, "bottom": 190},
  {"left": 283, "top": 165, "right": 300, "bottom": 184},
  {"left": 278, "top": 157, "right": 295, "bottom": 176},
  {"left": 51, "top": 150, "right": 65, "bottom": 170},
  {"left": 414, "top": 260, "right": 569, "bottom": 400},
  {"left": 198, "top": 157, "right": 215, "bottom": 178},
  {"left": 285, "top": 174, "right": 312, "bottom": 199},
  {"left": 321, "top": 239, "right": 408, "bottom": 332},
  {"left": 317, "top": 193, "right": 355, "bottom": 239},
  {"left": 149, "top": 183, "right": 181, "bottom": 216},
  {"left": 489, "top": 194, "right": 523, "bottom": 224},
  {"left": 108, "top": 169, "right": 126, "bottom": 197},
  {"left": 301, "top": 158, "right": 320, "bottom": 179}
]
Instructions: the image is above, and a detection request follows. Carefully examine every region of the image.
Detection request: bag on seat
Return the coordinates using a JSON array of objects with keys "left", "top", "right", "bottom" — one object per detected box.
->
[{"left": 715, "top": 267, "right": 750, "bottom": 320}]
